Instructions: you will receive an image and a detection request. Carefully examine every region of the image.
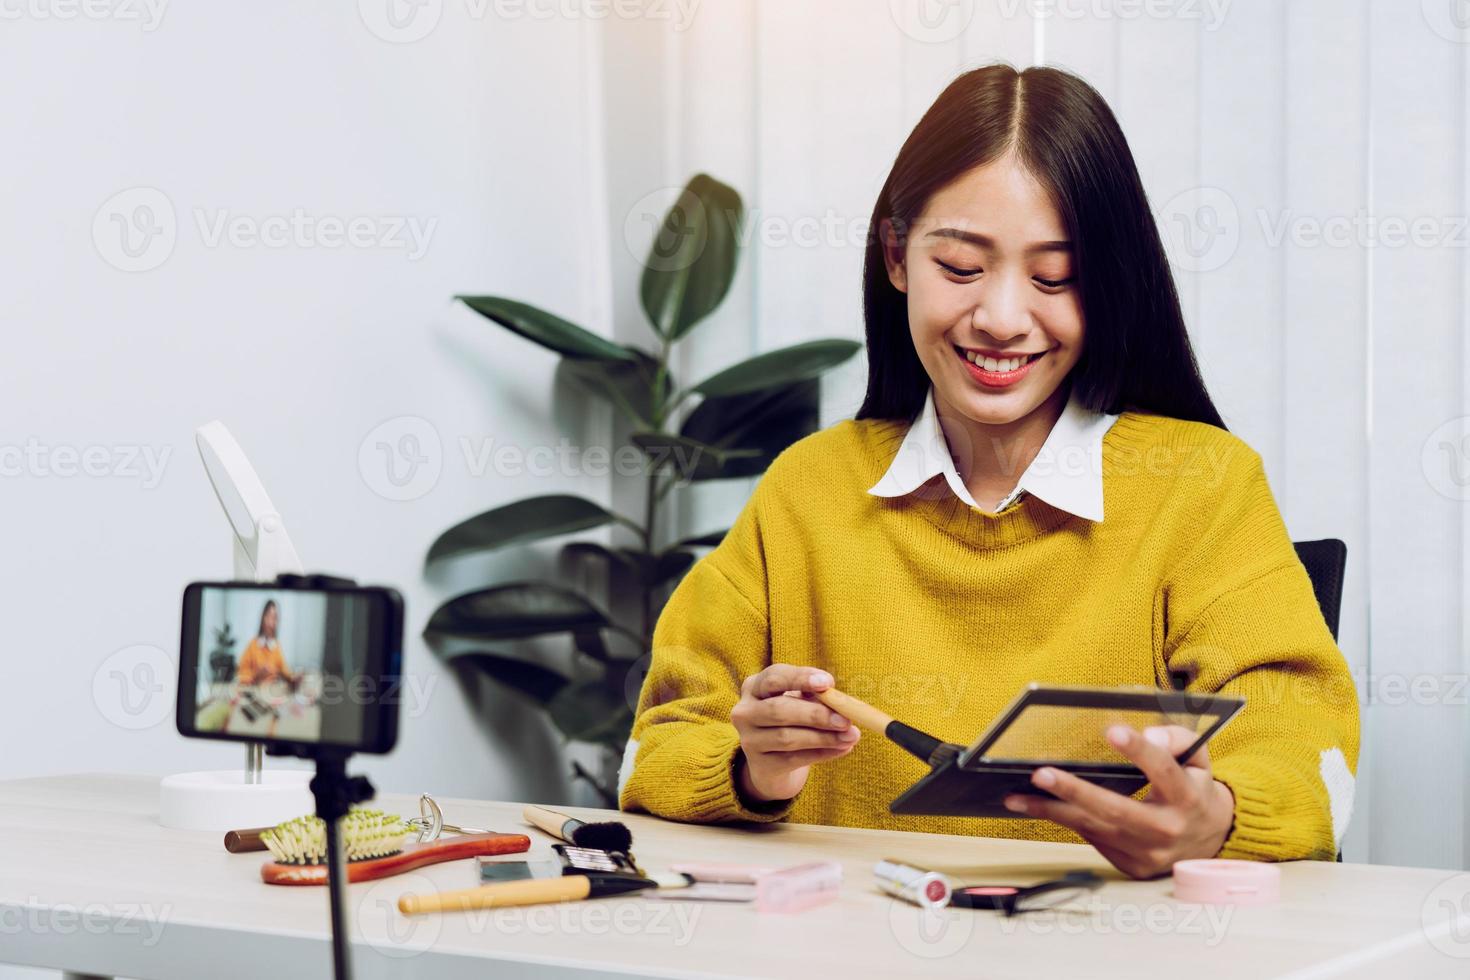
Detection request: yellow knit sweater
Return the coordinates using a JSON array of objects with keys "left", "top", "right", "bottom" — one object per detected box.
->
[{"left": 619, "top": 412, "right": 1360, "bottom": 862}]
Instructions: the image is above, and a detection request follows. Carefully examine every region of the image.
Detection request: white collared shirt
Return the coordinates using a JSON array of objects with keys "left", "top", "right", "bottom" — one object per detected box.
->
[{"left": 867, "top": 385, "right": 1119, "bottom": 521}]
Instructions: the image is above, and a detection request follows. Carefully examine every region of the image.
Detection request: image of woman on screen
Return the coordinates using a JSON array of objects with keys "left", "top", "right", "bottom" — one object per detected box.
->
[{"left": 235, "top": 600, "right": 299, "bottom": 687}]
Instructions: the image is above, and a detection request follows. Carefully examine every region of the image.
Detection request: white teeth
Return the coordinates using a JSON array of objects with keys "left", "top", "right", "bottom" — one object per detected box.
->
[{"left": 960, "top": 349, "right": 1039, "bottom": 372}]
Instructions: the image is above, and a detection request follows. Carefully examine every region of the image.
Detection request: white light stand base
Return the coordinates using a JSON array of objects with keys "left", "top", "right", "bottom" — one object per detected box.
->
[{"left": 159, "top": 768, "right": 313, "bottom": 831}]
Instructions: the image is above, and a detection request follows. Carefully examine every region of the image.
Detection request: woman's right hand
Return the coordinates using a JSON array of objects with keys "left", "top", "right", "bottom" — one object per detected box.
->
[{"left": 731, "top": 664, "right": 860, "bottom": 803}]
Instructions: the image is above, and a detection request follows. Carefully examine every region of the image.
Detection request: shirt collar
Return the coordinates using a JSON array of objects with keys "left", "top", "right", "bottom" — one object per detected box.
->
[{"left": 866, "top": 385, "right": 1118, "bottom": 521}]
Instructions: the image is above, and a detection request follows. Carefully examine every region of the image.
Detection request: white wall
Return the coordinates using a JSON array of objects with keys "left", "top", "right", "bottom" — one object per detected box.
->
[
  {"left": 610, "top": 0, "right": 1470, "bottom": 871},
  {"left": 0, "top": 3, "right": 622, "bottom": 821}
]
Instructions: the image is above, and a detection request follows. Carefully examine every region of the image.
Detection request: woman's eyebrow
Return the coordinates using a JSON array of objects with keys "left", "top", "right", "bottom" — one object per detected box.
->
[{"left": 924, "top": 228, "right": 1072, "bottom": 253}]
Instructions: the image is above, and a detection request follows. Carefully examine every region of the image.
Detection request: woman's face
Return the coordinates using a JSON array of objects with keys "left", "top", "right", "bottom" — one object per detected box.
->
[
  {"left": 883, "top": 152, "right": 1084, "bottom": 427},
  {"left": 263, "top": 604, "right": 278, "bottom": 637}
]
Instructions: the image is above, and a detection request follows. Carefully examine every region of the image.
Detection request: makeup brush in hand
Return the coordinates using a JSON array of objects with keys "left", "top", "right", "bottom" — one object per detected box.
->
[
  {"left": 813, "top": 687, "right": 964, "bottom": 768},
  {"left": 522, "top": 805, "right": 633, "bottom": 854}
]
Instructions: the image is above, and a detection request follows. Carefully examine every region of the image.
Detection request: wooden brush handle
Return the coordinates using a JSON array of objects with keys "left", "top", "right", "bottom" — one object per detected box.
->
[
  {"left": 261, "top": 832, "right": 531, "bottom": 886},
  {"left": 399, "top": 874, "right": 592, "bottom": 915},
  {"left": 814, "top": 687, "right": 894, "bottom": 732},
  {"left": 522, "top": 805, "right": 576, "bottom": 841},
  {"left": 224, "top": 827, "right": 270, "bottom": 853}
]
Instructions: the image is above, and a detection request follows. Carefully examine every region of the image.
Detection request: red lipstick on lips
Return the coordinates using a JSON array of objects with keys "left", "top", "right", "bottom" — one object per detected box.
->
[{"left": 955, "top": 346, "right": 1046, "bottom": 389}]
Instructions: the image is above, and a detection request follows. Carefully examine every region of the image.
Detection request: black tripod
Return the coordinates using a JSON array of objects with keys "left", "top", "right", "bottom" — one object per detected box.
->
[{"left": 288, "top": 746, "right": 375, "bottom": 980}]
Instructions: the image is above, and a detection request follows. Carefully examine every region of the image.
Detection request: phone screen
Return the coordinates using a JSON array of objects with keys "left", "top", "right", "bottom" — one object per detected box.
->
[{"left": 177, "top": 582, "right": 402, "bottom": 753}]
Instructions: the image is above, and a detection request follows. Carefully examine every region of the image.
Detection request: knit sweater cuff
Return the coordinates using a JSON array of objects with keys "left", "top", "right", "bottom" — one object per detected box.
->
[
  {"left": 673, "top": 724, "right": 796, "bottom": 824},
  {"left": 1211, "top": 755, "right": 1333, "bottom": 862}
]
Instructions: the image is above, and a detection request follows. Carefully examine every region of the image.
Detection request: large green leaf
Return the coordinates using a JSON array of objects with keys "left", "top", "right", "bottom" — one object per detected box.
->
[
  {"left": 427, "top": 495, "right": 621, "bottom": 565},
  {"left": 559, "top": 347, "right": 663, "bottom": 428},
  {"left": 563, "top": 541, "right": 695, "bottom": 589},
  {"left": 456, "top": 296, "right": 637, "bottom": 362},
  {"left": 630, "top": 432, "right": 761, "bottom": 482},
  {"left": 670, "top": 529, "right": 728, "bottom": 549},
  {"left": 680, "top": 379, "right": 820, "bottom": 479},
  {"left": 639, "top": 174, "right": 743, "bottom": 342},
  {"left": 548, "top": 679, "right": 634, "bottom": 742},
  {"left": 433, "top": 649, "right": 570, "bottom": 704},
  {"left": 424, "top": 584, "right": 608, "bottom": 641},
  {"left": 690, "top": 339, "right": 861, "bottom": 398}
]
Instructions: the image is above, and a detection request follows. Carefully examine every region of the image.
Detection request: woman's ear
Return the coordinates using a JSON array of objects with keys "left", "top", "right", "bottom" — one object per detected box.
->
[{"left": 880, "top": 218, "right": 908, "bottom": 294}]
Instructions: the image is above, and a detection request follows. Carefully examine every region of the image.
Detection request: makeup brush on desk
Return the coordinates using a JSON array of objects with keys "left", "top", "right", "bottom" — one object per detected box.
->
[
  {"left": 814, "top": 687, "right": 963, "bottom": 768},
  {"left": 522, "top": 804, "right": 634, "bottom": 854}
]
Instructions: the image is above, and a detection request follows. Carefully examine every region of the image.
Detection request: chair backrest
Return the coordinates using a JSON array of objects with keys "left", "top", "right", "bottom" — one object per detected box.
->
[{"left": 1292, "top": 539, "right": 1347, "bottom": 641}]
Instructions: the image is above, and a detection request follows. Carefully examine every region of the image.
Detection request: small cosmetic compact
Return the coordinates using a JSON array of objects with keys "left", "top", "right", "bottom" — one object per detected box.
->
[
  {"left": 1171, "top": 859, "right": 1280, "bottom": 906},
  {"left": 949, "top": 870, "right": 1103, "bottom": 915}
]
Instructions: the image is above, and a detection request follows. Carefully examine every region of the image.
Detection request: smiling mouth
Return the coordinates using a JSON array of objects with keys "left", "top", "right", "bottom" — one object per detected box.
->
[{"left": 952, "top": 346, "right": 1048, "bottom": 372}]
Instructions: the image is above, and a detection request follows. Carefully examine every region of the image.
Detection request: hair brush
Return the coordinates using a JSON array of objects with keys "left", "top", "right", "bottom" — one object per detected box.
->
[{"left": 257, "top": 808, "right": 530, "bottom": 886}]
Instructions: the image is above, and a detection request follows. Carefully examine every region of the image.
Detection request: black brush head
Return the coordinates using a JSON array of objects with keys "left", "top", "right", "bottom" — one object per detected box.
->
[{"left": 568, "top": 820, "right": 633, "bottom": 855}]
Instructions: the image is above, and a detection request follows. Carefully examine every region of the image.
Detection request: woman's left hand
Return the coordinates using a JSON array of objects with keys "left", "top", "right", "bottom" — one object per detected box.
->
[{"left": 1003, "top": 724, "right": 1236, "bottom": 879}]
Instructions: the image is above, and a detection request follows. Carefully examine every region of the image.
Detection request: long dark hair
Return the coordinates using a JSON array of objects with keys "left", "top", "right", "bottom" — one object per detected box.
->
[
  {"left": 257, "top": 600, "right": 277, "bottom": 640},
  {"left": 856, "top": 64, "right": 1224, "bottom": 429}
]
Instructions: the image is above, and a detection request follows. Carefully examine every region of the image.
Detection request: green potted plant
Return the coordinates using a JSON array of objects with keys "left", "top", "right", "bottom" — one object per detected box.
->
[{"left": 423, "top": 173, "right": 860, "bottom": 804}]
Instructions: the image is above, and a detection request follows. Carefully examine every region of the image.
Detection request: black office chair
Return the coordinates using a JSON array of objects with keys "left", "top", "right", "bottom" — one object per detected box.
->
[
  {"left": 1292, "top": 539, "right": 1347, "bottom": 641},
  {"left": 1293, "top": 538, "right": 1349, "bottom": 862}
]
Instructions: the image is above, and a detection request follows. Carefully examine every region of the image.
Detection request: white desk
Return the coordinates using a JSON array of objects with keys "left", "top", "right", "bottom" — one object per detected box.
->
[{"left": 1, "top": 774, "right": 1467, "bottom": 979}]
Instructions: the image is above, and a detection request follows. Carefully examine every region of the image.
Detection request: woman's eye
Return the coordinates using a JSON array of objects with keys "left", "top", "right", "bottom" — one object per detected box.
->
[
  {"left": 937, "top": 260, "right": 981, "bottom": 278},
  {"left": 1034, "top": 276, "right": 1074, "bottom": 289}
]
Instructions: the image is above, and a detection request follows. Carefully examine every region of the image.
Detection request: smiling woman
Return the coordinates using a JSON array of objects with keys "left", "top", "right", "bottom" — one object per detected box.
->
[{"left": 619, "top": 64, "right": 1360, "bottom": 880}]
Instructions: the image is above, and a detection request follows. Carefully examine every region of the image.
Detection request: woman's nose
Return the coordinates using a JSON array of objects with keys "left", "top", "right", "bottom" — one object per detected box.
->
[{"left": 969, "top": 274, "right": 1031, "bottom": 342}]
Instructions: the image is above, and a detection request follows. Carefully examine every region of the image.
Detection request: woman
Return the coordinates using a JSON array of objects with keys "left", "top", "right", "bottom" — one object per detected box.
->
[
  {"left": 235, "top": 599, "right": 297, "bottom": 687},
  {"left": 619, "top": 64, "right": 1358, "bottom": 878}
]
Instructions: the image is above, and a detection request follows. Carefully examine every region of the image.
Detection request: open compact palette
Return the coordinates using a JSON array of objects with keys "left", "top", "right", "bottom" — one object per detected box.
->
[{"left": 888, "top": 684, "right": 1244, "bottom": 817}]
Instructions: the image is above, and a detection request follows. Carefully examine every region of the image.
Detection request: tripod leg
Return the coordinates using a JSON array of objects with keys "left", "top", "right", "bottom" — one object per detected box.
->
[{"left": 325, "top": 814, "right": 353, "bottom": 980}]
